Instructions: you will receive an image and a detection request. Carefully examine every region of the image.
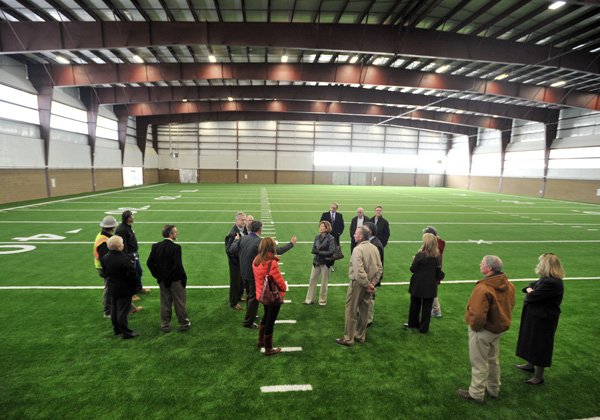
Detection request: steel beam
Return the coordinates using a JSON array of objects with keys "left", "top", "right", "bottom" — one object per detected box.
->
[{"left": 2, "top": 22, "right": 598, "bottom": 74}]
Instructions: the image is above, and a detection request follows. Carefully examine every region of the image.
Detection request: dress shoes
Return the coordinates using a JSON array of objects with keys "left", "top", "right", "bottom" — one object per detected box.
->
[
  {"left": 244, "top": 322, "right": 259, "bottom": 329},
  {"left": 139, "top": 288, "right": 152, "bottom": 294},
  {"left": 130, "top": 305, "right": 144, "bottom": 314},
  {"left": 131, "top": 295, "right": 141, "bottom": 302},
  {"left": 335, "top": 338, "right": 353, "bottom": 347},
  {"left": 456, "top": 389, "right": 484, "bottom": 404},
  {"left": 122, "top": 331, "right": 139, "bottom": 339},
  {"left": 403, "top": 322, "right": 416, "bottom": 329},
  {"left": 515, "top": 364, "right": 535, "bottom": 373},
  {"left": 103, "top": 314, "right": 111, "bottom": 319},
  {"left": 231, "top": 304, "right": 243, "bottom": 311},
  {"left": 525, "top": 378, "right": 544, "bottom": 385},
  {"left": 179, "top": 322, "right": 191, "bottom": 332}
]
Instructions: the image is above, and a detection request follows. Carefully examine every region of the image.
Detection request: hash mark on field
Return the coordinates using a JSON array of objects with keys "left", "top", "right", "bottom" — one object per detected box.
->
[
  {"left": 275, "top": 320, "right": 297, "bottom": 324},
  {"left": 261, "top": 347, "right": 302, "bottom": 353},
  {"left": 260, "top": 385, "right": 312, "bottom": 393},
  {"left": 283, "top": 300, "right": 291, "bottom": 303},
  {"left": 588, "top": 229, "right": 598, "bottom": 231}
]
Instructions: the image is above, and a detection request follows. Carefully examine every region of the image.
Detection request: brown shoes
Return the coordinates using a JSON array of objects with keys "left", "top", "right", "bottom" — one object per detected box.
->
[
  {"left": 457, "top": 389, "right": 484, "bottom": 404},
  {"left": 335, "top": 338, "right": 353, "bottom": 347},
  {"left": 132, "top": 295, "right": 141, "bottom": 302},
  {"left": 139, "top": 288, "right": 152, "bottom": 294},
  {"left": 130, "top": 306, "right": 144, "bottom": 314},
  {"left": 263, "top": 334, "right": 281, "bottom": 356},
  {"left": 231, "top": 304, "right": 243, "bottom": 311}
]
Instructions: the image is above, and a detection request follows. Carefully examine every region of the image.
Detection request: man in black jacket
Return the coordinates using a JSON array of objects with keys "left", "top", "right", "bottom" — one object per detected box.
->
[
  {"left": 225, "top": 211, "right": 246, "bottom": 311},
  {"left": 227, "top": 221, "right": 297, "bottom": 329},
  {"left": 116, "top": 210, "right": 151, "bottom": 299},
  {"left": 372, "top": 206, "right": 390, "bottom": 248},
  {"left": 147, "top": 225, "right": 190, "bottom": 333},
  {"left": 101, "top": 235, "right": 139, "bottom": 339},
  {"left": 350, "top": 207, "right": 370, "bottom": 253}
]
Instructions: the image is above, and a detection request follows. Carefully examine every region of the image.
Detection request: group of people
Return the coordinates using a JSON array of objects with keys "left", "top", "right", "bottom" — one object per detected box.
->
[
  {"left": 93, "top": 202, "right": 567, "bottom": 400},
  {"left": 93, "top": 211, "right": 190, "bottom": 339}
]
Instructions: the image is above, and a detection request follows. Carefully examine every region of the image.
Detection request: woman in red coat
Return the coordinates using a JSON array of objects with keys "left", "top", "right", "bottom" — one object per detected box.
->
[{"left": 253, "top": 237, "right": 288, "bottom": 356}]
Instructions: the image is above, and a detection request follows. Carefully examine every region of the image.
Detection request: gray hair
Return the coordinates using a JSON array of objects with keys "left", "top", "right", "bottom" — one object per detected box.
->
[
  {"left": 107, "top": 235, "right": 123, "bottom": 251},
  {"left": 483, "top": 255, "right": 503, "bottom": 273},
  {"left": 235, "top": 211, "right": 246, "bottom": 221},
  {"left": 358, "top": 226, "right": 370, "bottom": 242}
]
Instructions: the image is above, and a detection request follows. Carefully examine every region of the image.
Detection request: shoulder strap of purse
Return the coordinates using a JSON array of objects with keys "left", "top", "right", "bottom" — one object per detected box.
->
[{"left": 266, "top": 259, "right": 274, "bottom": 276}]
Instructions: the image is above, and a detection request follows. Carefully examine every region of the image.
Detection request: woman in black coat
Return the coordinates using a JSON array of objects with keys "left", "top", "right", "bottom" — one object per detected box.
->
[
  {"left": 304, "top": 221, "right": 336, "bottom": 306},
  {"left": 405, "top": 233, "right": 444, "bottom": 333},
  {"left": 515, "top": 253, "right": 565, "bottom": 385}
]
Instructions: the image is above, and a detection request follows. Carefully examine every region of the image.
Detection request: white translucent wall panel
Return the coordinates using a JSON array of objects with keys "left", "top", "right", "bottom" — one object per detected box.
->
[
  {"left": 93, "top": 147, "right": 121, "bottom": 168},
  {"left": 0, "top": 119, "right": 40, "bottom": 139},
  {"left": 238, "top": 150, "right": 276, "bottom": 170},
  {"left": 512, "top": 120, "right": 545, "bottom": 143},
  {"left": 199, "top": 150, "right": 237, "bottom": 169},
  {"left": 558, "top": 109, "right": 600, "bottom": 138},
  {"left": 553, "top": 135, "right": 600, "bottom": 148},
  {"left": 0, "top": 135, "right": 44, "bottom": 168},
  {"left": 96, "top": 138, "right": 120, "bottom": 149},
  {"left": 123, "top": 144, "right": 143, "bottom": 167},
  {"left": 49, "top": 142, "right": 92, "bottom": 168},
  {"left": 471, "top": 153, "right": 501, "bottom": 176},
  {"left": 547, "top": 167, "right": 600, "bottom": 180},
  {"left": 144, "top": 147, "right": 159, "bottom": 169},
  {"left": 277, "top": 151, "right": 313, "bottom": 170},
  {"left": 503, "top": 149, "right": 545, "bottom": 178},
  {"left": 476, "top": 128, "right": 501, "bottom": 152},
  {"left": 446, "top": 135, "right": 469, "bottom": 175},
  {"left": 0, "top": 57, "right": 35, "bottom": 92},
  {"left": 158, "top": 150, "right": 198, "bottom": 169},
  {"left": 50, "top": 129, "right": 88, "bottom": 145}
]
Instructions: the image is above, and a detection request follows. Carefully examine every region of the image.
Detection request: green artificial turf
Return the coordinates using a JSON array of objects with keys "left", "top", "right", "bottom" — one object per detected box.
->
[{"left": 1, "top": 183, "right": 599, "bottom": 419}]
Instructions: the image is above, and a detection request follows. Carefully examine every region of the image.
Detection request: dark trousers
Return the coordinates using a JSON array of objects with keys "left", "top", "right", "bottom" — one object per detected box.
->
[
  {"left": 134, "top": 258, "right": 143, "bottom": 291},
  {"left": 408, "top": 296, "right": 434, "bottom": 333},
  {"left": 228, "top": 259, "right": 243, "bottom": 306},
  {"left": 261, "top": 304, "right": 281, "bottom": 335},
  {"left": 111, "top": 295, "right": 133, "bottom": 336},
  {"left": 243, "top": 276, "right": 259, "bottom": 327}
]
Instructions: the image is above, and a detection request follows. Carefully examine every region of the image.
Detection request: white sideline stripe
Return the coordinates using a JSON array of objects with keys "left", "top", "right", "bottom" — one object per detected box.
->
[
  {"left": 284, "top": 300, "right": 292, "bottom": 303},
  {"left": 1, "top": 277, "right": 597, "bottom": 290},
  {"left": 4, "top": 239, "right": 600, "bottom": 245},
  {"left": 3, "top": 221, "right": 600, "bottom": 226},
  {"left": 275, "top": 320, "right": 297, "bottom": 324},
  {"left": 260, "top": 347, "right": 302, "bottom": 353},
  {"left": 0, "top": 184, "right": 165, "bottom": 212},
  {"left": 260, "top": 385, "right": 312, "bottom": 393}
]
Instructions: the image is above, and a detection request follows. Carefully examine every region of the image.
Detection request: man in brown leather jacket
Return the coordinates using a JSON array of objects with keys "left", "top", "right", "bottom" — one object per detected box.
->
[{"left": 457, "top": 255, "right": 515, "bottom": 404}]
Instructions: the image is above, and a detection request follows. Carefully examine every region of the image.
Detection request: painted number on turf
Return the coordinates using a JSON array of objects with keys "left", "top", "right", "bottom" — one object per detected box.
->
[
  {"left": 105, "top": 206, "right": 150, "bottom": 215},
  {"left": 0, "top": 245, "right": 37, "bottom": 254},
  {"left": 154, "top": 195, "right": 181, "bottom": 200},
  {"left": 12, "top": 234, "right": 66, "bottom": 242}
]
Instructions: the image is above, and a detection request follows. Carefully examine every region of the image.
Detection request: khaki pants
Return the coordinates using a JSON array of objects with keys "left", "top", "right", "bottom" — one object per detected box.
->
[
  {"left": 343, "top": 280, "right": 372, "bottom": 344},
  {"left": 468, "top": 327, "right": 502, "bottom": 400},
  {"left": 159, "top": 281, "right": 190, "bottom": 329},
  {"left": 305, "top": 264, "right": 330, "bottom": 305}
]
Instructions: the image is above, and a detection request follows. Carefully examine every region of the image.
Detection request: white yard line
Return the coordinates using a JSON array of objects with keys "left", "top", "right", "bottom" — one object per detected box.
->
[
  {"left": 0, "top": 184, "right": 165, "bottom": 212},
  {"left": 260, "top": 347, "right": 302, "bottom": 353},
  {"left": 275, "top": 320, "right": 297, "bottom": 324},
  {"left": 260, "top": 385, "right": 312, "bottom": 393},
  {"left": 1, "top": 277, "right": 597, "bottom": 290}
]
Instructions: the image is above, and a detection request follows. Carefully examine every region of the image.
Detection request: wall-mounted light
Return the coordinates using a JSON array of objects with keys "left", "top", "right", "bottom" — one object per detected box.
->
[
  {"left": 227, "top": 96, "right": 234, "bottom": 102},
  {"left": 281, "top": 55, "right": 288, "bottom": 63},
  {"left": 208, "top": 55, "right": 217, "bottom": 63}
]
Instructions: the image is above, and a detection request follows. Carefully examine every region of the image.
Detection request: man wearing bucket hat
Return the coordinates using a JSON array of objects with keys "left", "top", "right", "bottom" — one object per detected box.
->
[{"left": 94, "top": 216, "right": 143, "bottom": 318}]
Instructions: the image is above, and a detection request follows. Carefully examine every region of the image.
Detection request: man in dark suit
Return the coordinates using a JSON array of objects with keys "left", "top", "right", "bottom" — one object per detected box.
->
[
  {"left": 146, "top": 224, "right": 191, "bottom": 333},
  {"left": 101, "top": 235, "right": 139, "bottom": 339},
  {"left": 350, "top": 207, "right": 370, "bottom": 253},
  {"left": 372, "top": 206, "right": 390, "bottom": 248},
  {"left": 320, "top": 202, "right": 345, "bottom": 246},
  {"left": 225, "top": 211, "right": 247, "bottom": 311},
  {"left": 227, "top": 220, "right": 296, "bottom": 329}
]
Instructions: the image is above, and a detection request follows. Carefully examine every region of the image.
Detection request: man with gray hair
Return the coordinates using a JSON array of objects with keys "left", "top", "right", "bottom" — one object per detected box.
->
[
  {"left": 336, "top": 226, "right": 382, "bottom": 347},
  {"left": 225, "top": 211, "right": 247, "bottom": 310},
  {"left": 457, "top": 255, "right": 515, "bottom": 403},
  {"left": 101, "top": 235, "right": 140, "bottom": 339}
]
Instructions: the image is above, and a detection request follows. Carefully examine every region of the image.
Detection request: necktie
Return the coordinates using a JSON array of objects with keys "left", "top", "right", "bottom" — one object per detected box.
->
[{"left": 332, "top": 213, "right": 335, "bottom": 223}]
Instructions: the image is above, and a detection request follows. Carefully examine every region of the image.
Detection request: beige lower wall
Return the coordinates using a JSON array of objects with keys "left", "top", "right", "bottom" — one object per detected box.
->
[
  {"left": 238, "top": 170, "right": 275, "bottom": 184},
  {"left": 382, "top": 173, "right": 415, "bottom": 186},
  {"left": 501, "top": 177, "right": 543, "bottom": 197},
  {"left": 314, "top": 171, "right": 334, "bottom": 185},
  {"left": 158, "top": 170, "right": 180, "bottom": 183},
  {"left": 144, "top": 169, "right": 159, "bottom": 184},
  {"left": 415, "top": 174, "right": 429, "bottom": 187},
  {"left": 0, "top": 169, "right": 48, "bottom": 204},
  {"left": 469, "top": 176, "right": 500, "bottom": 193},
  {"left": 199, "top": 170, "right": 237, "bottom": 183},
  {"left": 545, "top": 179, "right": 600, "bottom": 204},
  {"left": 445, "top": 175, "right": 469, "bottom": 189},
  {"left": 48, "top": 169, "right": 93, "bottom": 197},
  {"left": 276, "top": 171, "right": 314, "bottom": 184},
  {"left": 94, "top": 169, "right": 122, "bottom": 191}
]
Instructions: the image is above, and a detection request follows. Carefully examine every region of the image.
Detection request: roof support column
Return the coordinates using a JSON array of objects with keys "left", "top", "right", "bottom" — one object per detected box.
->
[
  {"left": 467, "top": 130, "right": 478, "bottom": 190},
  {"left": 135, "top": 119, "right": 149, "bottom": 161},
  {"left": 541, "top": 122, "right": 558, "bottom": 198},
  {"left": 81, "top": 88, "right": 99, "bottom": 192},
  {"left": 36, "top": 85, "right": 53, "bottom": 198},
  {"left": 117, "top": 114, "right": 128, "bottom": 165},
  {"left": 499, "top": 128, "right": 512, "bottom": 193}
]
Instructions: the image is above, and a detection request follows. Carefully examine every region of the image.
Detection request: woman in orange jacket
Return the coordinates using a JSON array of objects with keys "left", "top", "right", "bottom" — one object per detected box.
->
[{"left": 253, "top": 237, "right": 288, "bottom": 356}]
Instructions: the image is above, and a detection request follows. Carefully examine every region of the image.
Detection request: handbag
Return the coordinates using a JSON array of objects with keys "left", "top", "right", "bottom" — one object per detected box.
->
[
  {"left": 436, "top": 266, "right": 445, "bottom": 281},
  {"left": 332, "top": 245, "right": 344, "bottom": 260},
  {"left": 260, "top": 260, "right": 283, "bottom": 305}
]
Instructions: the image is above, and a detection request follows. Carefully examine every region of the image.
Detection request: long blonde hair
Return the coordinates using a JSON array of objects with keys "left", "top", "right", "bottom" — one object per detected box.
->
[
  {"left": 536, "top": 253, "right": 565, "bottom": 280},
  {"left": 420, "top": 233, "right": 440, "bottom": 258},
  {"left": 253, "top": 237, "right": 276, "bottom": 266}
]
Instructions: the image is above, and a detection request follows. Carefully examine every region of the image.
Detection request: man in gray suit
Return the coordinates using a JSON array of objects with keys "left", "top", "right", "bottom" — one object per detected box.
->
[
  {"left": 336, "top": 226, "right": 382, "bottom": 347},
  {"left": 227, "top": 220, "right": 297, "bottom": 329}
]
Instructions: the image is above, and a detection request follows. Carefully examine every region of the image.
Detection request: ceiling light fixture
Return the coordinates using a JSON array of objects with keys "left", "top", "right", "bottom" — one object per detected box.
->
[
  {"left": 494, "top": 73, "right": 509, "bottom": 80},
  {"left": 550, "top": 80, "right": 566, "bottom": 87},
  {"left": 227, "top": 96, "right": 234, "bottom": 102},
  {"left": 182, "top": 98, "right": 188, "bottom": 102},
  {"left": 281, "top": 55, "right": 288, "bottom": 63},
  {"left": 132, "top": 54, "right": 144, "bottom": 63},
  {"left": 548, "top": 1, "right": 566, "bottom": 10},
  {"left": 55, "top": 56, "right": 70, "bottom": 64},
  {"left": 349, "top": 55, "right": 359, "bottom": 64},
  {"left": 590, "top": 47, "right": 600, "bottom": 53},
  {"left": 435, "top": 65, "right": 450, "bottom": 73},
  {"left": 208, "top": 55, "right": 217, "bottom": 63}
]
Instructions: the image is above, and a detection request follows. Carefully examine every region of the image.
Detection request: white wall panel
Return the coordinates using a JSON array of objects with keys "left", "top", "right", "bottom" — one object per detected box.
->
[
  {"left": 93, "top": 147, "right": 121, "bottom": 168},
  {"left": 277, "top": 152, "right": 313, "bottom": 170},
  {"left": 471, "top": 153, "right": 501, "bottom": 176},
  {"left": 160, "top": 151, "right": 198, "bottom": 169},
  {"left": 49, "top": 142, "right": 92, "bottom": 168},
  {"left": 199, "top": 150, "right": 237, "bottom": 169},
  {"left": 144, "top": 147, "right": 159, "bottom": 169},
  {"left": 238, "top": 150, "right": 276, "bottom": 170},
  {"left": 547, "top": 168, "right": 600, "bottom": 180},
  {"left": 123, "top": 144, "right": 143, "bottom": 167},
  {"left": 0, "top": 135, "right": 44, "bottom": 168}
]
